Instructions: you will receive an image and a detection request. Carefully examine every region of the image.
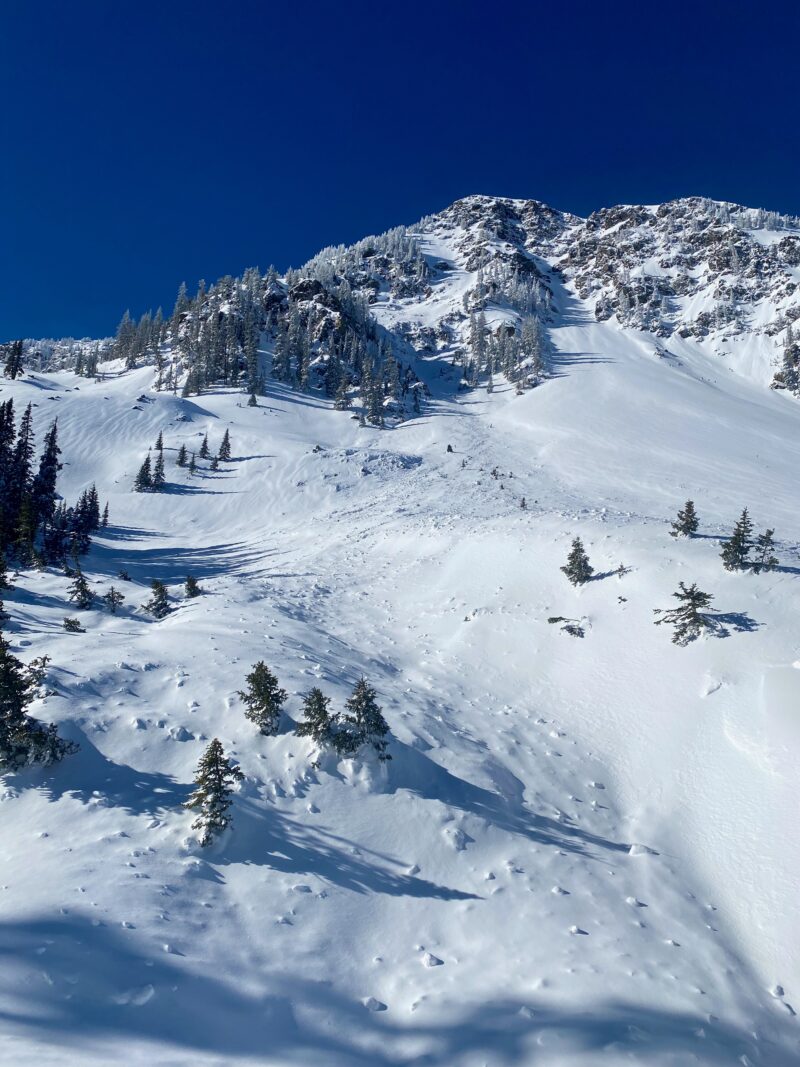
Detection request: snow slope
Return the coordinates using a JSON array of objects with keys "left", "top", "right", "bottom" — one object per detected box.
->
[{"left": 1, "top": 227, "right": 800, "bottom": 1066}]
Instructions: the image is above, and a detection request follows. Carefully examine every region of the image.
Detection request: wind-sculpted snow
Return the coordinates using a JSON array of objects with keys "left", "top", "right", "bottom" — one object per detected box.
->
[{"left": 1, "top": 217, "right": 799, "bottom": 1065}]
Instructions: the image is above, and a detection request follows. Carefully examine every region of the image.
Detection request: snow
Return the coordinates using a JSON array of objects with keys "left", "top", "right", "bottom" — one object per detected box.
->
[{"left": 1, "top": 222, "right": 799, "bottom": 1065}]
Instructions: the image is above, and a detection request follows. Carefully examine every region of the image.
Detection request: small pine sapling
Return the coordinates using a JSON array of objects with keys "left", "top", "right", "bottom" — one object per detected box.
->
[
  {"left": 176, "top": 443, "right": 188, "bottom": 467},
  {"left": 68, "top": 571, "right": 94, "bottom": 609},
  {"left": 295, "top": 687, "right": 335, "bottom": 746},
  {"left": 63, "top": 616, "right": 84, "bottom": 633},
  {"left": 752, "top": 529, "right": 779, "bottom": 574},
  {"left": 654, "top": 582, "right": 714, "bottom": 645},
  {"left": 103, "top": 586, "right": 125, "bottom": 614},
  {"left": 218, "top": 429, "right": 232, "bottom": 462},
  {"left": 560, "top": 538, "right": 594, "bottom": 586},
  {"left": 720, "top": 508, "right": 753, "bottom": 571},
  {"left": 334, "top": 677, "right": 390, "bottom": 760},
  {"left": 185, "top": 575, "right": 202, "bottom": 598},
  {"left": 142, "top": 579, "right": 171, "bottom": 619},
  {"left": 669, "top": 500, "right": 699, "bottom": 538},
  {"left": 199, "top": 433, "right": 210, "bottom": 459},
  {"left": 238, "top": 662, "right": 287, "bottom": 736},
  {"left": 184, "top": 738, "right": 243, "bottom": 846}
]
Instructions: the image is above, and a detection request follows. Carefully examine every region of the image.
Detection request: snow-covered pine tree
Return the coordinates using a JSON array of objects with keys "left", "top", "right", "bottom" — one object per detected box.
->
[
  {"left": 560, "top": 537, "right": 594, "bottom": 585},
  {"left": 151, "top": 448, "right": 166, "bottom": 491},
  {"left": 142, "top": 579, "right": 171, "bottom": 619},
  {"left": 176, "top": 443, "right": 188, "bottom": 467},
  {"left": 184, "top": 738, "right": 243, "bottom": 846},
  {"left": 218, "top": 430, "right": 232, "bottom": 461},
  {"left": 103, "top": 586, "right": 125, "bottom": 613},
  {"left": 720, "top": 508, "right": 753, "bottom": 571},
  {"left": 295, "top": 687, "right": 335, "bottom": 745},
  {"left": 133, "top": 454, "right": 152, "bottom": 492},
  {"left": 752, "top": 529, "right": 779, "bottom": 574},
  {"left": 188, "top": 452, "right": 197, "bottom": 475},
  {"left": 199, "top": 433, "right": 210, "bottom": 459},
  {"left": 68, "top": 571, "right": 94, "bottom": 609},
  {"left": 653, "top": 582, "right": 714, "bottom": 645},
  {"left": 238, "top": 662, "right": 287, "bottom": 736},
  {"left": 669, "top": 499, "right": 699, "bottom": 538},
  {"left": 154, "top": 430, "right": 164, "bottom": 451},
  {"left": 0, "top": 633, "right": 78, "bottom": 772},
  {"left": 185, "top": 575, "right": 202, "bottom": 598},
  {"left": 63, "top": 616, "right": 83, "bottom": 633},
  {"left": 334, "top": 677, "right": 390, "bottom": 760}
]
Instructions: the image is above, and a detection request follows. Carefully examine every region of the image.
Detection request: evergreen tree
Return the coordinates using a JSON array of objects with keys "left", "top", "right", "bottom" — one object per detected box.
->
[
  {"left": 142, "top": 579, "right": 170, "bottom": 619},
  {"left": 752, "top": 529, "right": 779, "bottom": 574},
  {"left": 188, "top": 452, "right": 197, "bottom": 475},
  {"left": 654, "top": 582, "right": 714, "bottom": 645},
  {"left": 63, "top": 616, "right": 84, "bottom": 633},
  {"left": 30, "top": 421, "right": 61, "bottom": 530},
  {"left": 101, "top": 502, "right": 109, "bottom": 528},
  {"left": 210, "top": 455, "right": 219, "bottom": 471},
  {"left": 334, "top": 677, "right": 390, "bottom": 760},
  {"left": 0, "top": 633, "right": 77, "bottom": 771},
  {"left": 185, "top": 574, "right": 202, "bottom": 598},
  {"left": 0, "top": 552, "right": 11, "bottom": 592},
  {"left": 184, "top": 738, "right": 243, "bottom": 846},
  {"left": 2, "top": 340, "right": 24, "bottom": 380},
  {"left": 133, "top": 454, "right": 152, "bottom": 492},
  {"left": 247, "top": 391, "right": 258, "bottom": 407},
  {"left": 218, "top": 429, "right": 232, "bottom": 461},
  {"left": 295, "top": 687, "right": 335, "bottom": 745},
  {"left": 103, "top": 586, "right": 125, "bottom": 613},
  {"left": 560, "top": 538, "right": 594, "bottom": 585},
  {"left": 154, "top": 430, "right": 164, "bottom": 451},
  {"left": 176, "top": 443, "right": 188, "bottom": 467},
  {"left": 237, "top": 662, "right": 286, "bottom": 736},
  {"left": 720, "top": 508, "right": 753, "bottom": 571},
  {"left": 199, "top": 433, "right": 210, "bottom": 459},
  {"left": 669, "top": 499, "right": 698, "bottom": 538},
  {"left": 151, "top": 448, "right": 166, "bottom": 491},
  {"left": 68, "top": 571, "right": 94, "bottom": 609}
]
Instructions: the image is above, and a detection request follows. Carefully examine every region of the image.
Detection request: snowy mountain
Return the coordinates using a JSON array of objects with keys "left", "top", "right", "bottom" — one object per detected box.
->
[{"left": 1, "top": 194, "right": 799, "bottom": 1067}]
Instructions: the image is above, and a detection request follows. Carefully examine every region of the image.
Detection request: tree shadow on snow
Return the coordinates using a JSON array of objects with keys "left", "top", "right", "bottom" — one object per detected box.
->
[
  {"left": 0, "top": 911, "right": 795, "bottom": 1066},
  {"left": 386, "top": 741, "right": 629, "bottom": 862},
  {"left": 705, "top": 611, "right": 761, "bottom": 638},
  {"left": 22, "top": 729, "right": 190, "bottom": 818},
  {"left": 216, "top": 800, "right": 479, "bottom": 902}
]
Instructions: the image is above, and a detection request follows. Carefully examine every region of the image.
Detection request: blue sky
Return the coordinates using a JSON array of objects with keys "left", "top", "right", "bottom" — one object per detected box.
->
[{"left": 3, "top": 0, "right": 798, "bottom": 340}]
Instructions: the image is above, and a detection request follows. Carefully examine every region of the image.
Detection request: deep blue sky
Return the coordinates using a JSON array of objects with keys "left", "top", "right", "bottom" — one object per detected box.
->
[{"left": 3, "top": 0, "right": 798, "bottom": 340}]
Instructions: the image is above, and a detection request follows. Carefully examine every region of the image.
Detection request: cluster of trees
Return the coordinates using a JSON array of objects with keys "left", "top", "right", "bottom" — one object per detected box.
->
[
  {"left": 559, "top": 500, "right": 781, "bottom": 645},
  {"left": 2, "top": 341, "right": 24, "bottom": 380},
  {"left": 0, "top": 632, "right": 77, "bottom": 773},
  {"left": 771, "top": 325, "right": 800, "bottom": 395},
  {"left": 0, "top": 401, "right": 107, "bottom": 568},
  {"left": 186, "top": 671, "right": 391, "bottom": 847},
  {"left": 238, "top": 664, "right": 390, "bottom": 759},
  {"left": 134, "top": 429, "right": 233, "bottom": 491},
  {"left": 61, "top": 573, "right": 202, "bottom": 630}
]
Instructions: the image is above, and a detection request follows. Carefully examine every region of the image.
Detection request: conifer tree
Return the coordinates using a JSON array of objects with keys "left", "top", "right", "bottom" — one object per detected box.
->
[
  {"left": 560, "top": 537, "right": 594, "bottom": 585},
  {"left": 184, "top": 738, "right": 243, "bottom": 846},
  {"left": 2, "top": 340, "right": 24, "bottom": 380},
  {"left": 185, "top": 574, "right": 202, "bottom": 598},
  {"left": 103, "top": 586, "right": 125, "bottom": 613},
  {"left": 237, "top": 662, "right": 286, "bottom": 736},
  {"left": 752, "top": 529, "right": 779, "bottom": 574},
  {"left": 334, "top": 677, "right": 390, "bottom": 760},
  {"left": 247, "top": 391, "right": 258, "bottom": 407},
  {"left": 0, "top": 633, "right": 77, "bottom": 771},
  {"left": 133, "top": 454, "right": 152, "bottom": 492},
  {"left": 101, "top": 502, "right": 109, "bottom": 528},
  {"left": 176, "top": 443, "right": 188, "bottom": 467},
  {"left": 210, "top": 455, "right": 218, "bottom": 471},
  {"left": 654, "top": 582, "right": 714, "bottom": 645},
  {"left": 68, "top": 571, "right": 94, "bottom": 609},
  {"left": 720, "top": 508, "right": 753, "bottom": 571},
  {"left": 30, "top": 421, "right": 61, "bottom": 529},
  {"left": 188, "top": 452, "right": 197, "bottom": 475},
  {"left": 218, "top": 429, "right": 231, "bottom": 461},
  {"left": 151, "top": 448, "right": 166, "bottom": 491},
  {"left": 0, "top": 552, "right": 11, "bottom": 593},
  {"left": 143, "top": 579, "right": 170, "bottom": 619},
  {"left": 154, "top": 430, "right": 164, "bottom": 452},
  {"left": 199, "top": 433, "right": 210, "bottom": 459},
  {"left": 295, "top": 687, "right": 335, "bottom": 745},
  {"left": 669, "top": 500, "right": 699, "bottom": 538},
  {"left": 63, "top": 616, "right": 84, "bottom": 633}
]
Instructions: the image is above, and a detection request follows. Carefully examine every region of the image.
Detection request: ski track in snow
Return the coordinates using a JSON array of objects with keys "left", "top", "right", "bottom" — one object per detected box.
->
[{"left": 1, "top": 236, "right": 799, "bottom": 1065}]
